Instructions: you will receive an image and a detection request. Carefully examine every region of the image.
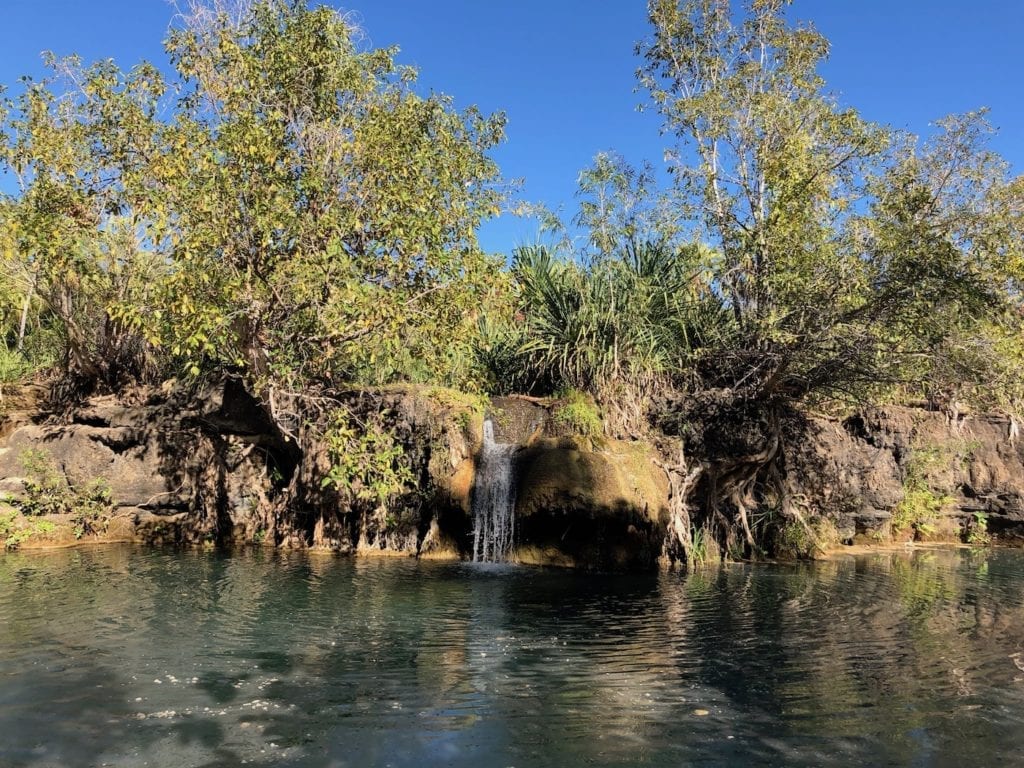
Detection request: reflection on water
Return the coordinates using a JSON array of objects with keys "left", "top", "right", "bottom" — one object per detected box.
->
[{"left": 1, "top": 546, "right": 1023, "bottom": 767}]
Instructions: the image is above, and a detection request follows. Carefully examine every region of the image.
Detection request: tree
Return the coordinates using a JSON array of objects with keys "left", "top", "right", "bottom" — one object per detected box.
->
[
  {"left": 863, "top": 112, "right": 1024, "bottom": 410},
  {"left": 132, "top": 0, "right": 508, "bottom": 406},
  {"left": 0, "top": 57, "right": 168, "bottom": 393},
  {"left": 2, "top": 0, "right": 509, "bottom": 410},
  {"left": 637, "top": 0, "right": 1024, "bottom": 562},
  {"left": 574, "top": 151, "right": 682, "bottom": 261}
]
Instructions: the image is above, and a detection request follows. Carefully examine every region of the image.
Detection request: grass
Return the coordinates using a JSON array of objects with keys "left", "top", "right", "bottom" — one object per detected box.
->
[{"left": 552, "top": 388, "right": 603, "bottom": 437}]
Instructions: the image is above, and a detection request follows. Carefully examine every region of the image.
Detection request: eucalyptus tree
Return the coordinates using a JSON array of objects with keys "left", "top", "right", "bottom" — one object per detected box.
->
[{"left": 574, "top": 151, "right": 684, "bottom": 261}]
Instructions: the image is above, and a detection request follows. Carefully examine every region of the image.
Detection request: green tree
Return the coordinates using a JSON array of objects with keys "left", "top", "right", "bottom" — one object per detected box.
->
[
  {"left": 130, "top": 0, "right": 508, "bottom": 404},
  {"left": 636, "top": 0, "right": 1024, "bottom": 561},
  {"left": 864, "top": 112, "right": 1024, "bottom": 411},
  {"left": 2, "top": 0, "right": 509, "bottom": 410},
  {"left": 574, "top": 151, "right": 682, "bottom": 260},
  {"left": 0, "top": 56, "right": 167, "bottom": 392}
]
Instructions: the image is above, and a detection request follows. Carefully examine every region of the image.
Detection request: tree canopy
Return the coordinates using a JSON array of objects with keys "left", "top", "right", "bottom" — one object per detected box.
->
[
  {"left": 1, "top": 0, "right": 508, "bottom": 405},
  {"left": 635, "top": 0, "right": 1024, "bottom": 411}
]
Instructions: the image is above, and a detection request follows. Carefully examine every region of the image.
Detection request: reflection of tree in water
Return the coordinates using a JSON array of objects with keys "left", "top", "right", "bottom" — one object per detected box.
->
[
  {"left": 653, "top": 550, "right": 1024, "bottom": 766},
  {"left": 3, "top": 547, "right": 1024, "bottom": 767}
]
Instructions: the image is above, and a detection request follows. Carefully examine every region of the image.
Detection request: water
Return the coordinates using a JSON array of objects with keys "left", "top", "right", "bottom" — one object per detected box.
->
[
  {"left": 471, "top": 419, "right": 517, "bottom": 563},
  {"left": 1, "top": 547, "right": 1024, "bottom": 767}
]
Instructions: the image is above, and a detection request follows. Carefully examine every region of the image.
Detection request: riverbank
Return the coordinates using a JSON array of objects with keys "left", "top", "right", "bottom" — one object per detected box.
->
[{"left": 1, "top": 381, "right": 1022, "bottom": 567}]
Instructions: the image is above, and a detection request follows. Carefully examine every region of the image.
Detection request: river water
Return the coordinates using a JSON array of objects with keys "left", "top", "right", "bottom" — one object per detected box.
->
[{"left": 1, "top": 546, "right": 1023, "bottom": 767}]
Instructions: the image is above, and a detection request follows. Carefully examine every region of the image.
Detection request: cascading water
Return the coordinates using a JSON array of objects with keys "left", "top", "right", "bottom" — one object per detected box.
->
[{"left": 471, "top": 419, "right": 517, "bottom": 563}]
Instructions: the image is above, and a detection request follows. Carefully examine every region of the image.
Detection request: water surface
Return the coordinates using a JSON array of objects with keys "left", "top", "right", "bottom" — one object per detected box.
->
[{"left": 1, "top": 546, "right": 1023, "bottom": 767}]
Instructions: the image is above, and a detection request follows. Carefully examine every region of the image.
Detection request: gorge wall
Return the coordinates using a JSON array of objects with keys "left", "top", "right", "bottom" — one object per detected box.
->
[{"left": 0, "top": 384, "right": 1022, "bottom": 567}]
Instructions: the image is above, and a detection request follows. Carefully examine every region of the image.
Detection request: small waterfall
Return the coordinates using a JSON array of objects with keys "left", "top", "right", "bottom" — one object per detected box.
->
[{"left": 471, "top": 419, "right": 517, "bottom": 563}]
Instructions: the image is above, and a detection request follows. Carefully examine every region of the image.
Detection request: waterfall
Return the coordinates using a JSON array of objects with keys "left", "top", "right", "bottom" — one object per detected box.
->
[{"left": 471, "top": 419, "right": 517, "bottom": 563}]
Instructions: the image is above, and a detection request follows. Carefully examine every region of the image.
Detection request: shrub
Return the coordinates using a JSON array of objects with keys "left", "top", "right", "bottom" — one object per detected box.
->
[
  {"left": 18, "top": 449, "right": 73, "bottom": 516},
  {"left": 321, "top": 407, "right": 414, "bottom": 506},
  {"left": 775, "top": 515, "right": 840, "bottom": 559},
  {"left": 0, "top": 508, "right": 58, "bottom": 550},
  {"left": 14, "top": 449, "right": 114, "bottom": 538},
  {"left": 891, "top": 487, "right": 951, "bottom": 538},
  {"left": 71, "top": 478, "right": 114, "bottom": 538},
  {"left": 0, "top": 346, "right": 33, "bottom": 388},
  {"left": 966, "top": 512, "right": 991, "bottom": 546},
  {"left": 891, "top": 444, "right": 955, "bottom": 539}
]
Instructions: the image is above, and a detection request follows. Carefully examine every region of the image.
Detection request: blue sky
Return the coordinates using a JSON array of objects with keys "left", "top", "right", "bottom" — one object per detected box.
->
[{"left": 2, "top": 0, "right": 1023, "bottom": 254}]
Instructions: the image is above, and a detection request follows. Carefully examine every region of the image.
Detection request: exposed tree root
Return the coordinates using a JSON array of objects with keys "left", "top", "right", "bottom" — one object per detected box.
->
[
  {"left": 658, "top": 441, "right": 704, "bottom": 569},
  {"left": 657, "top": 402, "right": 822, "bottom": 567}
]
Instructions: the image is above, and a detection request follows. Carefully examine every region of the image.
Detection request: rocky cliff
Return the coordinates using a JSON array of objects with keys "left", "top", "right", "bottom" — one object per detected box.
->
[
  {"left": 796, "top": 407, "right": 1024, "bottom": 543},
  {"left": 1, "top": 385, "right": 1022, "bottom": 566},
  {"left": 0, "top": 381, "right": 481, "bottom": 556}
]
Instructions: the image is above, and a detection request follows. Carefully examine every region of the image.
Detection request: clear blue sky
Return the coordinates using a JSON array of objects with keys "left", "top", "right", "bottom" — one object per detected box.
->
[{"left": 2, "top": 0, "right": 1023, "bottom": 254}]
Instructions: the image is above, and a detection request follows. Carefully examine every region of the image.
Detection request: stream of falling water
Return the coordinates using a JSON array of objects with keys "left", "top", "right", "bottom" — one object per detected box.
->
[{"left": 471, "top": 419, "right": 517, "bottom": 562}]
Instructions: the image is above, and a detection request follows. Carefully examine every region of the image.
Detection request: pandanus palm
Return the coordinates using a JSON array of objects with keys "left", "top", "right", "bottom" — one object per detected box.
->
[{"left": 510, "top": 239, "right": 732, "bottom": 430}]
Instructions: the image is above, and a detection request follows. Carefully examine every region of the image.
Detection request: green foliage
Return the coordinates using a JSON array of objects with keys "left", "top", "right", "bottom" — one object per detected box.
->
[
  {"left": 687, "top": 524, "right": 721, "bottom": 568},
  {"left": 891, "top": 446, "right": 954, "bottom": 539},
  {"left": 423, "top": 387, "right": 488, "bottom": 417},
  {"left": 636, "top": 0, "right": 1024, "bottom": 411},
  {"left": 0, "top": 509, "right": 18, "bottom": 540},
  {"left": 423, "top": 387, "right": 488, "bottom": 432},
  {"left": 552, "top": 389, "right": 603, "bottom": 438},
  {"left": 0, "top": 511, "right": 57, "bottom": 550},
  {"left": 574, "top": 151, "right": 682, "bottom": 259},
  {"left": 510, "top": 238, "right": 726, "bottom": 418},
  {"left": 0, "top": 344, "right": 40, "bottom": 408},
  {"left": 321, "top": 407, "right": 414, "bottom": 506},
  {"left": 966, "top": 512, "right": 991, "bottom": 547},
  {"left": 777, "top": 519, "right": 812, "bottom": 558},
  {"left": 18, "top": 448, "right": 71, "bottom": 516},
  {"left": 776, "top": 516, "right": 840, "bottom": 559},
  {"left": 70, "top": 478, "right": 114, "bottom": 539},
  {"left": 15, "top": 449, "right": 114, "bottom": 537},
  {"left": 139, "top": 0, "right": 506, "bottom": 392},
  {"left": 0, "top": 346, "right": 33, "bottom": 385},
  {"left": 2, "top": 0, "right": 508, "bottom": 399},
  {"left": 0, "top": 53, "right": 168, "bottom": 392},
  {"left": 473, "top": 315, "right": 534, "bottom": 396}
]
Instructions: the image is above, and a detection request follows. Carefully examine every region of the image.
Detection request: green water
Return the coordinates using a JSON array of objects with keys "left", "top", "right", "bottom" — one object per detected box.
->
[{"left": 1, "top": 546, "right": 1022, "bottom": 767}]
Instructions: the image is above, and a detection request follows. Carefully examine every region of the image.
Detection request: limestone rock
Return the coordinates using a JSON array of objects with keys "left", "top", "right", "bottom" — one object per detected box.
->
[
  {"left": 796, "top": 407, "right": 1024, "bottom": 541},
  {"left": 513, "top": 437, "right": 669, "bottom": 570}
]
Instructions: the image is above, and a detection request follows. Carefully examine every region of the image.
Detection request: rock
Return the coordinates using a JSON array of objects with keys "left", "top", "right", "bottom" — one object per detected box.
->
[
  {"left": 0, "top": 423, "right": 173, "bottom": 509},
  {"left": 0, "top": 380, "right": 280, "bottom": 547},
  {"left": 513, "top": 437, "right": 669, "bottom": 570},
  {"left": 488, "top": 396, "right": 549, "bottom": 444},
  {"left": 796, "top": 407, "right": 1024, "bottom": 541},
  {"left": 3, "top": 379, "right": 1023, "bottom": 564}
]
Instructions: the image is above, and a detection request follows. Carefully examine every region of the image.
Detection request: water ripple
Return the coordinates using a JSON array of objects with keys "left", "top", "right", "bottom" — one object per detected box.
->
[{"left": 1, "top": 547, "right": 1024, "bottom": 766}]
